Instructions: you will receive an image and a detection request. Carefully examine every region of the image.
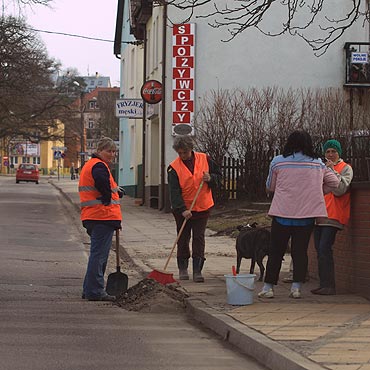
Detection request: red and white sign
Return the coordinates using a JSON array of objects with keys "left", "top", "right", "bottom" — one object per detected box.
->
[
  {"left": 172, "top": 23, "right": 195, "bottom": 136},
  {"left": 141, "top": 79, "right": 162, "bottom": 104}
]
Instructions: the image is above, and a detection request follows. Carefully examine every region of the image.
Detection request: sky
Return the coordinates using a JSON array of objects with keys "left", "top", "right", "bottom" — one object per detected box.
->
[{"left": 24, "top": 0, "right": 120, "bottom": 86}]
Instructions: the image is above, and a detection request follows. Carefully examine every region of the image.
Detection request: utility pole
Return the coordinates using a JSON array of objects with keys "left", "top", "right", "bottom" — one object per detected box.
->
[{"left": 80, "top": 90, "right": 86, "bottom": 168}]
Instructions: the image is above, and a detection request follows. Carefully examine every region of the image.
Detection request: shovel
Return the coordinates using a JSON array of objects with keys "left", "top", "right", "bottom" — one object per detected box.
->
[{"left": 106, "top": 229, "right": 128, "bottom": 297}]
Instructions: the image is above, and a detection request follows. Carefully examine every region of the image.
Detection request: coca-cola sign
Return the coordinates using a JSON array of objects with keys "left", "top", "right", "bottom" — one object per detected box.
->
[{"left": 141, "top": 80, "right": 162, "bottom": 104}]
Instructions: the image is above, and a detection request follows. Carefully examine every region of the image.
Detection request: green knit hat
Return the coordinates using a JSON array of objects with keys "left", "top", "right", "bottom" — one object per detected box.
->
[{"left": 323, "top": 139, "right": 342, "bottom": 156}]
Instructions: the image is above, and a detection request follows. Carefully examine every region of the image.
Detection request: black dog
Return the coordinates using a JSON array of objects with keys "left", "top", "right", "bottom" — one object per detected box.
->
[{"left": 235, "top": 223, "right": 271, "bottom": 281}]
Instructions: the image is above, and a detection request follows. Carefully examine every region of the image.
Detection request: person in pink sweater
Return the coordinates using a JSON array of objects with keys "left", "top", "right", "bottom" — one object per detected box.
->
[{"left": 258, "top": 131, "right": 340, "bottom": 299}]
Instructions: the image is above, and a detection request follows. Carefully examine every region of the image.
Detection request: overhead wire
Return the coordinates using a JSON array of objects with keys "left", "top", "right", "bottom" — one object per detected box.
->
[
  {"left": 25, "top": 26, "right": 114, "bottom": 43},
  {"left": 24, "top": 26, "right": 142, "bottom": 45}
]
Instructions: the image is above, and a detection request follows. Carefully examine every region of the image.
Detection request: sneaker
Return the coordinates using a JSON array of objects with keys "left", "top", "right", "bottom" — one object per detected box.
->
[
  {"left": 289, "top": 288, "right": 301, "bottom": 299},
  {"left": 258, "top": 288, "right": 274, "bottom": 298}
]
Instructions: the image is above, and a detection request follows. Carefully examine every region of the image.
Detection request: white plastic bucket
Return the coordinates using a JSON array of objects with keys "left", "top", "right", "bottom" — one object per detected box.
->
[{"left": 224, "top": 274, "right": 256, "bottom": 305}]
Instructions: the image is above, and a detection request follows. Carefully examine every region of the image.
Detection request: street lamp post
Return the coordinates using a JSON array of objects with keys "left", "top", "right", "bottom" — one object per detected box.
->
[
  {"left": 73, "top": 81, "right": 85, "bottom": 168},
  {"left": 79, "top": 90, "right": 85, "bottom": 168}
]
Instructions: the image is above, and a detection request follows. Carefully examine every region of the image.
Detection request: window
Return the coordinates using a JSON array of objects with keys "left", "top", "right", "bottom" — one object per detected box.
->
[
  {"left": 32, "top": 157, "right": 40, "bottom": 164},
  {"left": 89, "top": 101, "right": 96, "bottom": 109},
  {"left": 22, "top": 157, "right": 30, "bottom": 163},
  {"left": 10, "top": 156, "right": 18, "bottom": 164},
  {"left": 20, "top": 164, "right": 36, "bottom": 170},
  {"left": 88, "top": 119, "right": 94, "bottom": 129}
]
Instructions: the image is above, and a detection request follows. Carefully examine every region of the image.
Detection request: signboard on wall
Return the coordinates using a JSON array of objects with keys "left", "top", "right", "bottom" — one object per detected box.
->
[
  {"left": 172, "top": 23, "right": 195, "bottom": 136},
  {"left": 10, "top": 142, "right": 40, "bottom": 156},
  {"left": 141, "top": 80, "right": 162, "bottom": 104},
  {"left": 115, "top": 99, "right": 144, "bottom": 118}
]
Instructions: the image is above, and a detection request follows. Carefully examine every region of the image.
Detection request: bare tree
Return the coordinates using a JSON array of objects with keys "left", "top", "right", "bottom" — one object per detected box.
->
[
  {"left": 193, "top": 88, "right": 239, "bottom": 164},
  {"left": 97, "top": 89, "right": 120, "bottom": 141},
  {"left": 162, "top": 0, "right": 367, "bottom": 55},
  {"left": 194, "top": 86, "right": 370, "bottom": 200},
  {"left": 0, "top": 16, "right": 76, "bottom": 142}
]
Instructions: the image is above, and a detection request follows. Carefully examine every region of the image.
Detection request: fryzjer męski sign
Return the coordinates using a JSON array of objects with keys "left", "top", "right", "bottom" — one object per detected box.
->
[{"left": 115, "top": 99, "right": 144, "bottom": 118}]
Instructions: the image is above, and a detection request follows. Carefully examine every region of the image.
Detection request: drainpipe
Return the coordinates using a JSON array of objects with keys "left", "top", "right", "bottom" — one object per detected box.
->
[
  {"left": 159, "top": 3, "right": 167, "bottom": 211},
  {"left": 141, "top": 28, "right": 147, "bottom": 206}
]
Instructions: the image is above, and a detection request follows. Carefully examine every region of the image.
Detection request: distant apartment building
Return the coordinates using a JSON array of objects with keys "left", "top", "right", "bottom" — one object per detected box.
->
[
  {"left": 64, "top": 87, "right": 120, "bottom": 168},
  {"left": 81, "top": 73, "right": 111, "bottom": 93}
]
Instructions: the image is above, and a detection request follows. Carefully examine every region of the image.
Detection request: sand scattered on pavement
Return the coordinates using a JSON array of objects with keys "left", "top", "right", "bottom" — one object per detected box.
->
[{"left": 116, "top": 278, "right": 189, "bottom": 313}]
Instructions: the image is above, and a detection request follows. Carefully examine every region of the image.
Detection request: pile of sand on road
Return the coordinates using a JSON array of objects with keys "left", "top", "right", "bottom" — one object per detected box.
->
[{"left": 116, "top": 278, "right": 189, "bottom": 313}]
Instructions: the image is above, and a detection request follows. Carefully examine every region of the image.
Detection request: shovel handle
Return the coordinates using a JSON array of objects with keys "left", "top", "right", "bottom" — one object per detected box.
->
[
  {"left": 115, "top": 229, "right": 120, "bottom": 269},
  {"left": 163, "top": 180, "right": 204, "bottom": 271}
]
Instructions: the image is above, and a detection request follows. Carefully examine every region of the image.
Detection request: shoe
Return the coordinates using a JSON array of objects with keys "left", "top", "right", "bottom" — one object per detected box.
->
[
  {"left": 81, "top": 293, "right": 86, "bottom": 299},
  {"left": 193, "top": 272, "right": 204, "bottom": 283},
  {"left": 258, "top": 288, "right": 274, "bottom": 298},
  {"left": 282, "top": 276, "right": 293, "bottom": 283},
  {"left": 179, "top": 269, "right": 189, "bottom": 280},
  {"left": 311, "top": 287, "right": 336, "bottom": 295},
  {"left": 192, "top": 257, "right": 205, "bottom": 283},
  {"left": 289, "top": 288, "right": 301, "bottom": 299},
  {"left": 87, "top": 294, "right": 116, "bottom": 302},
  {"left": 310, "top": 287, "right": 322, "bottom": 294}
]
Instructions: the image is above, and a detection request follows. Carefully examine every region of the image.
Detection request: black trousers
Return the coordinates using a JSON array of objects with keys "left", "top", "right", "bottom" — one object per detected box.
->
[
  {"left": 173, "top": 213, "right": 208, "bottom": 259},
  {"left": 264, "top": 218, "right": 314, "bottom": 285}
]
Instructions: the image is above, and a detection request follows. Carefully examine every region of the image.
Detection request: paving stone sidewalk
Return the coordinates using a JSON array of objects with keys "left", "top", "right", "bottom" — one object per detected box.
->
[{"left": 51, "top": 177, "right": 370, "bottom": 370}]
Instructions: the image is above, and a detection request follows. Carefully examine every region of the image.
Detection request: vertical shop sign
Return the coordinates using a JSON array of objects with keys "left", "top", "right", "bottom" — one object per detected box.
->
[{"left": 172, "top": 23, "right": 195, "bottom": 136}]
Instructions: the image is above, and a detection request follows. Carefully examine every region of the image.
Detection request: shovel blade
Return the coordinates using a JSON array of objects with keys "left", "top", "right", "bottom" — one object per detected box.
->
[{"left": 106, "top": 271, "right": 128, "bottom": 297}]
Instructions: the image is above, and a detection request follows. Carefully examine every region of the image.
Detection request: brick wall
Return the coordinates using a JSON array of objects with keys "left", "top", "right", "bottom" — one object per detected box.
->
[{"left": 307, "top": 182, "right": 370, "bottom": 299}]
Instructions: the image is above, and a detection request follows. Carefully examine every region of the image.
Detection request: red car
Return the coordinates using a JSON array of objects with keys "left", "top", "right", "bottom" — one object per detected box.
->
[{"left": 16, "top": 164, "right": 40, "bottom": 184}]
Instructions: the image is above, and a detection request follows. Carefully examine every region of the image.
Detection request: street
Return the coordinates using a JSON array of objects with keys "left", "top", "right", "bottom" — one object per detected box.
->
[{"left": 0, "top": 175, "right": 267, "bottom": 370}]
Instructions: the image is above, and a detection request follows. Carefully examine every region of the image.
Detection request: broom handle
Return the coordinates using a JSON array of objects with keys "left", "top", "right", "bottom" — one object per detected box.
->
[
  {"left": 116, "top": 229, "right": 120, "bottom": 269},
  {"left": 163, "top": 180, "right": 204, "bottom": 271}
]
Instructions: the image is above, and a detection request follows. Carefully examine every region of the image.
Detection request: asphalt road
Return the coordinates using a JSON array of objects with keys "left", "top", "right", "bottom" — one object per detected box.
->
[{"left": 0, "top": 175, "right": 267, "bottom": 370}]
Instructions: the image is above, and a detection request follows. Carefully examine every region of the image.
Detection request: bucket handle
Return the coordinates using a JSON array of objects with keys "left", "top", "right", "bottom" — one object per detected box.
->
[{"left": 232, "top": 277, "right": 255, "bottom": 291}]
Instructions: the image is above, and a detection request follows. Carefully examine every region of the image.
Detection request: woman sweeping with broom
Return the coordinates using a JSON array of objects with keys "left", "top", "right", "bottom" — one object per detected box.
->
[{"left": 167, "top": 136, "right": 221, "bottom": 283}]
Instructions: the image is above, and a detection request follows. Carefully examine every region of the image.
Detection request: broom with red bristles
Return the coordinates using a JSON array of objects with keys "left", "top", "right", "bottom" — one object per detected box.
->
[{"left": 148, "top": 181, "right": 204, "bottom": 285}]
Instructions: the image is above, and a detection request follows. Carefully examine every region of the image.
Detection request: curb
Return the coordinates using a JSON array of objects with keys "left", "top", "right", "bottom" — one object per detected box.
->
[{"left": 186, "top": 299, "right": 326, "bottom": 370}]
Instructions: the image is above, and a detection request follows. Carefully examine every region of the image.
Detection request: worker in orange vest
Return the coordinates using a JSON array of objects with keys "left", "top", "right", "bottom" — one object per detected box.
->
[
  {"left": 168, "top": 135, "right": 221, "bottom": 283},
  {"left": 79, "top": 137, "right": 123, "bottom": 301},
  {"left": 312, "top": 139, "right": 353, "bottom": 295}
]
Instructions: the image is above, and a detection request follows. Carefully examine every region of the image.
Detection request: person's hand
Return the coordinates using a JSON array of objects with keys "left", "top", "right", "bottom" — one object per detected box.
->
[
  {"left": 118, "top": 186, "right": 126, "bottom": 198},
  {"left": 325, "top": 158, "right": 334, "bottom": 170},
  {"left": 202, "top": 172, "right": 211, "bottom": 182},
  {"left": 182, "top": 210, "right": 192, "bottom": 220}
]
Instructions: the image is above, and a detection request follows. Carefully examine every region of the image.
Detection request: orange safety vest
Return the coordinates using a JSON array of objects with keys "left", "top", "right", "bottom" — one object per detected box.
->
[
  {"left": 79, "top": 158, "right": 122, "bottom": 221},
  {"left": 324, "top": 161, "right": 351, "bottom": 225},
  {"left": 170, "top": 152, "right": 214, "bottom": 212}
]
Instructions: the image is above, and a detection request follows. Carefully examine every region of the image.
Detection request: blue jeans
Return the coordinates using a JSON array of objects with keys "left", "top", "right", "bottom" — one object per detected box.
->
[
  {"left": 314, "top": 226, "right": 338, "bottom": 289},
  {"left": 83, "top": 223, "right": 115, "bottom": 298}
]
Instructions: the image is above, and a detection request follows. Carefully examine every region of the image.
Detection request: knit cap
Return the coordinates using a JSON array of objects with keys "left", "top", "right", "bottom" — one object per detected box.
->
[{"left": 323, "top": 139, "right": 342, "bottom": 156}]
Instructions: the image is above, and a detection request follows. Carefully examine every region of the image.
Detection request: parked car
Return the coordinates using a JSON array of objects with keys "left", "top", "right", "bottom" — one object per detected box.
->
[{"left": 16, "top": 164, "right": 40, "bottom": 184}]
